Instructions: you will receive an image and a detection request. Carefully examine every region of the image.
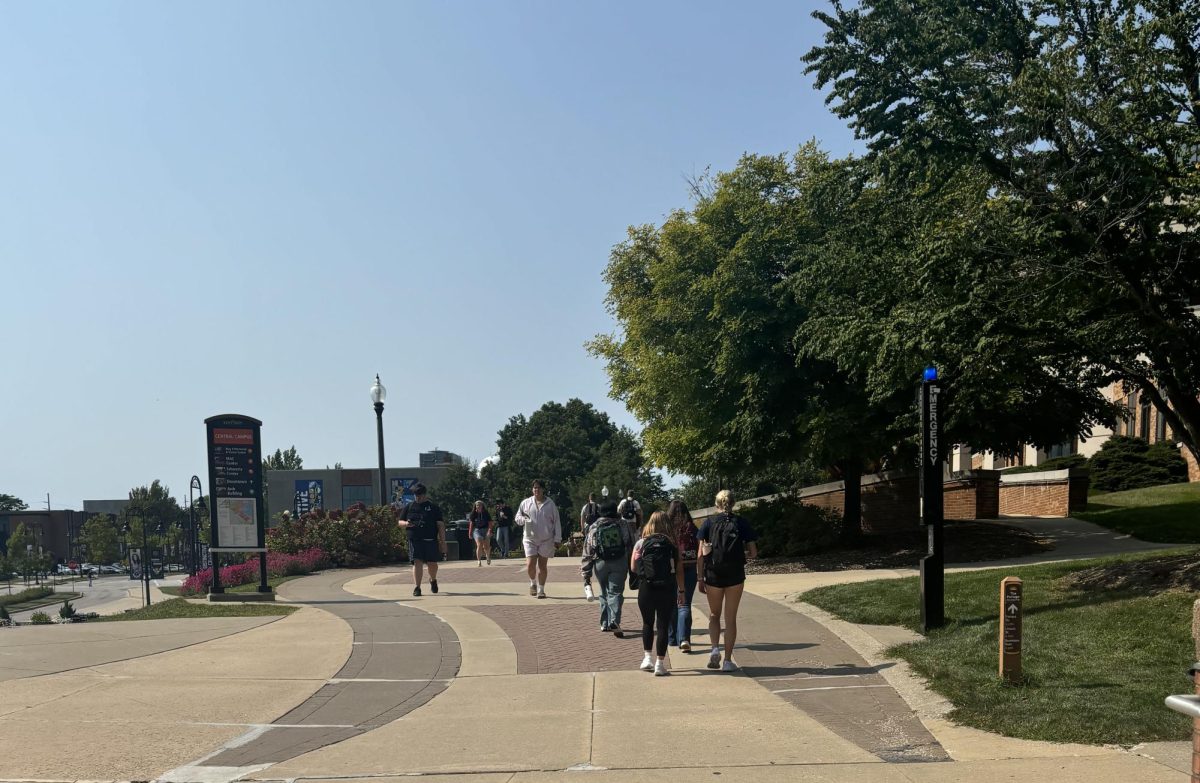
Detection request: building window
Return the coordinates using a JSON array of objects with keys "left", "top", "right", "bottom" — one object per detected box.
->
[
  {"left": 1139, "top": 399, "right": 1152, "bottom": 440},
  {"left": 1046, "top": 439, "right": 1077, "bottom": 460},
  {"left": 1156, "top": 408, "right": 1168, "bottom": 443},
  {"left": 341, "top": 485, "right": 373, "bottom": 509},
  {"left": 996, "top": 451, "right": 1024, "bottom": 469}
]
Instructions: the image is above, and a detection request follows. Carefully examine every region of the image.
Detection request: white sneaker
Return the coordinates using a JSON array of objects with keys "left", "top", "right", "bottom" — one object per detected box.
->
[
  {"left": 654, "top": 660, "right": 670, "bottom": 676},
  {"left": 584, "top": 583, "right": 595, "bottom": 602},
  {"left": 707, "top": 651, "right": 721, "bottom": 670},
  {"left": 478, "top": 560, "right": 482, "bottom": 567},
  {"left": 640, "top": 652, "right": 654, "bottom": 672},
  {"left": 529, "top": 583, "right": 538, "bottom": 596},
  {"left": 721, "top": 659, "right": 738, "bottom": 673},
  {"left": 537, "top": 588, "right": 547, "bottom": 599}
]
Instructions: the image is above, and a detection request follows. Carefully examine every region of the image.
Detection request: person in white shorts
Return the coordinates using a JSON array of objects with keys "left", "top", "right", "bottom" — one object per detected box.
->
[{"left": 515, "top": 479, "right": 562, "bottom": 599}]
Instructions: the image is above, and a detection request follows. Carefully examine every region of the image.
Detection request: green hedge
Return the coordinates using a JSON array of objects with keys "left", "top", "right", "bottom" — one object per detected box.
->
[
  {"left": 738, "top": 495, "right": 843, "bottom": 558},
  {"left": 0, "top": 586, "right": 53, "bottom": 608},
  {"left": 1090, "top": 436, "right": 1188, "bottom": 492}
]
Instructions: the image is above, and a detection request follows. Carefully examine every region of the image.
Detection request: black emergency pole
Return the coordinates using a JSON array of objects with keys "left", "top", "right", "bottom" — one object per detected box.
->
[{"left": 919, "top": 366, "right": 946, "bottom": 632}]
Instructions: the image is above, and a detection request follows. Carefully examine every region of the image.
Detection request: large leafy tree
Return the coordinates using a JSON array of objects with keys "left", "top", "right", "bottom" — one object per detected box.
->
[
  {"left": 0, "top": 494, "right": 27, "bottom": 512},
  {"left": 262, "top": 446, "right": 303, "bottom": 507},
  {"left": 5, "top": 522, "right": 34, "bottom": 575},
  {"left": 125, "top": 480, "right": 183, "bottom": 541},
  {"left": 80, "top": 514, "right": 120, "bottom": 564},
  {"left": 486, "top": 399, "right": 664, "bottom": 535},
  {"left": 592, "top": 146, "right": 1115, "bottom": 531},
  {"left": 806, "top": 0, "right": 1200, "bottom": 459},
  {"left": 431, "top": 462, "right": 490, "bottom": 521}
]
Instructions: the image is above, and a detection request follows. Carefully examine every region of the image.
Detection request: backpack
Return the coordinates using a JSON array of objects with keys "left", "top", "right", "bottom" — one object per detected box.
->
[
  {"left": 636, "top": 534, "right": 677, "bottom": 588},
  {"left": 583, "top": 502, "right": 600, "bottom": 528},
  {"left": 594, "top": 519, "right": 625, "bottom": 561},
  {"left": 708, "top": 513, "right": 744, "bottom": 576}
]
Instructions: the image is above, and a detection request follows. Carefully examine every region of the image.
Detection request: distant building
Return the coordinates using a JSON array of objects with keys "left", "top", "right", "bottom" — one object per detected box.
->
[
  {"left": 0, "top": 509, "right": 88, "bottom": 564},
  {"left": 265, "top": 463, "right": 456, "bottom": 522},
  {"left": 419, "top": 450, "right": 466, "bottom": 468}
]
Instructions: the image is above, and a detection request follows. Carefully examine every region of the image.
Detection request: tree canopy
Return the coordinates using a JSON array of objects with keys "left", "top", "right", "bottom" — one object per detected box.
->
[
  {"left": 805, "top": 0, "right": 1200, "bottom": 459},
  {"left": 483, "top": 399, "right": 664, "bottom": 534},
  {"left": 0, "top": 494, "right": 27, "bottom": 512}
]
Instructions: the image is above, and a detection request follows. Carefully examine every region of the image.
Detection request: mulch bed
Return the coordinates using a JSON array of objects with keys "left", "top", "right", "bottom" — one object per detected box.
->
[
  {"left": 1060, "top": 551, "right": 1200, "bottom": 594},
  {"left": 745, "top": 521, "right": 1054, "bottom": 574}
]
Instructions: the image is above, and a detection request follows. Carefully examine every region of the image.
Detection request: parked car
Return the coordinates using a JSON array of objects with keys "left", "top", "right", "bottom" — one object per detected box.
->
[{"left": 99, "top": 564, "right": 122, "bottom": 574}]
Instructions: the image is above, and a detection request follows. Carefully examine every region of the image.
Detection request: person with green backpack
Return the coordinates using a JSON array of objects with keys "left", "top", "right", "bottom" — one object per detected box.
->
[{"left": 580, "top": 500, "right": 633, "bottom": 633}]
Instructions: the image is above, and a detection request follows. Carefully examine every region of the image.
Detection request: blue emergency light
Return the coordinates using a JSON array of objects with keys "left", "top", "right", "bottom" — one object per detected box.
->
[{"left": 923, "top": 366, "right": 938, "bottom": 382}]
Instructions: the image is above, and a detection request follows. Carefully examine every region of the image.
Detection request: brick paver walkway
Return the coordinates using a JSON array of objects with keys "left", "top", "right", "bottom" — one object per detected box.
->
[{"left": 473, "top": 604, "right": 644, "bottom": 673}]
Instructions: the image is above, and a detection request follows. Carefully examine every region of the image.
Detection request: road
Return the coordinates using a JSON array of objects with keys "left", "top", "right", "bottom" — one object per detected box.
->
[{"left": 7, "top": 573, "right": 182, "bottom": 622}]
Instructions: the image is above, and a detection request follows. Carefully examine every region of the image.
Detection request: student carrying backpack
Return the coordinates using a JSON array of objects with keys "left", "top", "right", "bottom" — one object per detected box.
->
[
  {"left": 580, "top": 502, "right": 632, "bottom": 633},
  {"left": 697, "top": 490, "right": 758, "bottom": 673},
  {"left": 632, "top": 511, "right": 684, "bottom": 676}
]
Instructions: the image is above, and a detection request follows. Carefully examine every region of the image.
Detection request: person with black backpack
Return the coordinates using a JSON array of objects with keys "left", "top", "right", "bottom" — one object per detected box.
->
[
  {"left": 631, "top": 511, "right": 685, "bottom": 676},
  {"left": 579, "top": 500, "right": 633, "bottom": 633},
  {"left": 696, "top": 490, "right": 758, "bottom": 672}
]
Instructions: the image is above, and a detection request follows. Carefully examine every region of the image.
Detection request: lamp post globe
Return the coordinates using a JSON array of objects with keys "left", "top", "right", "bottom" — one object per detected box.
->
[
  {"left": 371, "top": 374, "right": 388, "bottom": 506},
  {"left": 601, "top": 485, "right": 609, "bottom": 499}
]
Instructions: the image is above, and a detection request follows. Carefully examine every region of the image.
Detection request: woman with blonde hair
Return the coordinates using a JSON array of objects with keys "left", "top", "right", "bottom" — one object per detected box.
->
[
  {"left": 467, "top": 500, "right": 493, "bottom": 566},
  {"left": 697, "top": 489, "right": 758, "bottom": 672},
  {"left": 630, "top": 511, "right": 684, "bottom": 676}
]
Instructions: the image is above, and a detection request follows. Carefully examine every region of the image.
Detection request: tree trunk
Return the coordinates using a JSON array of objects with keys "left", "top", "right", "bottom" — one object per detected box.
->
[{"left": 840, "top": 460, "right": 864, "bottom": 544}]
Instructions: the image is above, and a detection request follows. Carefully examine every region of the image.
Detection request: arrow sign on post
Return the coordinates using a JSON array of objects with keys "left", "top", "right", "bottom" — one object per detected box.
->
[{"left": 1000, "top": 576, "right": 1023, "bottom": 684}]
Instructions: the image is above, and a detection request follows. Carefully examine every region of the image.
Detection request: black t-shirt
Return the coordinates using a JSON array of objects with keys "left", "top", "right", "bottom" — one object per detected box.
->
[
  {"left": 468, "top": 510, "right": 491, "bottom": 527},
  {"left": 400, "top": 500, "right": 443, "bottom": 542},
  {"left": 495, "top": 505, "right": 513, "bottom": 528}
]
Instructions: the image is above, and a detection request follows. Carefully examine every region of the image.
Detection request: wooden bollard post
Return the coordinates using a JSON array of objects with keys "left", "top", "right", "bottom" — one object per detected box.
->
[{"left": 999, "top": 576, "right": 1022, "bottom": 684}]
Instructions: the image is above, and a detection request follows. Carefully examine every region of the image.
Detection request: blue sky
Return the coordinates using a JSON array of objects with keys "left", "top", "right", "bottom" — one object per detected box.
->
[{"left": 0, "top": 1, "right": 857, "bottom": 508}]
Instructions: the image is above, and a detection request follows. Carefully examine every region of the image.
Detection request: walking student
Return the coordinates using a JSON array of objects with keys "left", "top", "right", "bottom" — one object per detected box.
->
[
  {"left": 579, "top": 493, "right": 600, "bottom": 536},
  {"left": 398, "top": 483, "right": 446, "bottom": 597},
  {"left": 494, "top": 501, "right": 513, "bottom": 559},
  {"left": 666, "top": 498, "right": 699, "bottom": 653},
  {"left": 697, "top": 490, "right": 758, "bottom": 672},
  {"left": 467, "top": 500, "right": 493, "bottom": 566},
  {"left": 515, "top": 479, "right": 561, "bottom": 599},
  {"left": 580, "top": 500, "right": 633, "bottom": 632},
  {"left": 632, "top": 511, "right": 685, "bottom": 676}
]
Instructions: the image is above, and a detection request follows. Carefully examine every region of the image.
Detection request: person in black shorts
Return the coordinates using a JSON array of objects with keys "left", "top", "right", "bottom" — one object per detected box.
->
[
  {"left": 398, "top": 483, "right": 446, "bottom": 597},
  {"left": 696, "top": 489, "right": 757, "bottom": 672}
]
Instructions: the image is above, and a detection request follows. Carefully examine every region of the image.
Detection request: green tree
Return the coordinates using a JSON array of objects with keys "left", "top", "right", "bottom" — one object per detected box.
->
[
  {"left": 125, "top": 481, "right": 182, "bottom": 550},
  {"left": 0, "top": 494, "right": 27, "bottom": 512},
  {"left": 5, "top": 523, "right": 34, "bottom": 579},
  {"left": 431, "top": 462, "right": 489, "bottom": 521},
  {"left": 487, "top": 400, "right": 664, "bottom": 535},
  {"left": 80, "top": 514, "right": 120, "bottom": 565},
  {"left": 263, "top": 446, "right": 303, "bottom": 508},
  {"left": 806, "top": 0, "right": 1200, "bottom": 460}
]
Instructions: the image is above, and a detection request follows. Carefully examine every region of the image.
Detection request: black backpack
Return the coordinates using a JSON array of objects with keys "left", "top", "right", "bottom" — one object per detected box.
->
[
  {"left": 594, "top": 519, "right": 625, "bottom": 561},
  {"left": 708, "top": 513, "right": 744, "bottom": 576},
  {"left": 637, "top": 534, "right": 677, "bottom": 588}
]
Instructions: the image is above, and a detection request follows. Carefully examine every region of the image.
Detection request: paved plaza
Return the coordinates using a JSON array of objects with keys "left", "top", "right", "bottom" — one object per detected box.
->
[{"left": 0, "top": 523, "right": 1189, "bottom": 782}]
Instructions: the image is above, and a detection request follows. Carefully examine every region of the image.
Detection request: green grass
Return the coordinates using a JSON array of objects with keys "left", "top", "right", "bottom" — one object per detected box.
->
[
  {"left": 1076, "top": 482, "right": 1200, "bottom": 542},
  {"left": 800, "top": 548, "right": 1199, "bottom": 745},
  {"left": 97, "top": 598, "right": 297, "bottom": 622},
  {"left": 159, "top": 574, "right": 303, "bottom": 598},
  {"left": 1, "top": 589, "right": 82, "bottom": 613}
]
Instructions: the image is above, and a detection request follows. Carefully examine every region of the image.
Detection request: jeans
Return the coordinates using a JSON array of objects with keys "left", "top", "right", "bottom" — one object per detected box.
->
[
  {"left": 668, "top": 563, "right": 698, "bottom": 647},
  {"left": 594, "top": 559, "right": 627, "bottom": 630},
  {"left": 495, "top": 527, "right": 510, "bottom": 557}
]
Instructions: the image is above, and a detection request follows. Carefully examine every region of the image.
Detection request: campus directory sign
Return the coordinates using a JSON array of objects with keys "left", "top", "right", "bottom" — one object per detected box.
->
[{"left": 205, "top": 414, "right": 265, "bottom": 552}]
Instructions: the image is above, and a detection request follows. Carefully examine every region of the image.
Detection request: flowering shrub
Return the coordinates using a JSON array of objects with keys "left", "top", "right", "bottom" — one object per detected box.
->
[
  {"left": 268, "top": 504, "right": 406, "bottom": 567},
  {"left": 179, "top": 548, "right": 327, "bottom": 596}
]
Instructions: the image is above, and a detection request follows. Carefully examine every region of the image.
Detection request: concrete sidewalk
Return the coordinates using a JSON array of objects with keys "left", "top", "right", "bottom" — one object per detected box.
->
[{"left": 0, "top": 527, "right": 1188, "bottom": 783}]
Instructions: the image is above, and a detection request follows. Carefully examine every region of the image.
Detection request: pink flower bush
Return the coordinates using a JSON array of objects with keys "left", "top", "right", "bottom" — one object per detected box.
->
[{"left": 180, "top": 548, "right": 327, "bottom": 597}]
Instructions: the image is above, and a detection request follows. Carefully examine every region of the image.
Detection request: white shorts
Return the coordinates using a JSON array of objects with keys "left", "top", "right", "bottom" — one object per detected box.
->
[{"left": 523, "top": 539, "right": 556, "bottom": 559}]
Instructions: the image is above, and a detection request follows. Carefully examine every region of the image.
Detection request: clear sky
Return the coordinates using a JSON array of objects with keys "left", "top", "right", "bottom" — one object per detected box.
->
[{"left": 0, "top": 1, "right": 857, "bottom": 509}]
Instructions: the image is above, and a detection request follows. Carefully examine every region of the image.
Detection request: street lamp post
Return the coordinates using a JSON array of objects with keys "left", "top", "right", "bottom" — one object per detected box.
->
[
  {"left": 121, "top": 512, "right": 160, "bottom": 608},
  {"left": 188, "top": 475, "right": 202, "bottom": 576},
  {"left": 371, "top": 374, "right": 388, "bottom": 506}
]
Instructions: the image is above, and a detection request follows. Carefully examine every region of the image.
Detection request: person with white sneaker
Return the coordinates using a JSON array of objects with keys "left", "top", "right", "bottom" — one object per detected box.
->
[
  {"left": 515, "top": 479, "right": 561, "bottom": 599},
  {"left": 580, "top": 500, "right": 634, "bottom": 633},
  {"left": 696, "top": 490, "right": 758, "bottom": 672},
  {"left": 467, "top": 500, "right": 493, "bottom": 566},
  {"left": 632, "top": 511, "right": 685, "bottom": 676}
]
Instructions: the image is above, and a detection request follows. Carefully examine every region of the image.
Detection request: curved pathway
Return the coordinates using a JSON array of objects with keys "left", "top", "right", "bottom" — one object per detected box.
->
[{"left": 177, "top": 569, "right": 459, "bottom": 775}]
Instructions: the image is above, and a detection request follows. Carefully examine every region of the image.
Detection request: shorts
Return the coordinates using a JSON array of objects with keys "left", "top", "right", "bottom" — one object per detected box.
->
[
  {"left": 703, "top": 565, "right": 746, "bottom": 589},
  {"left": 523, "top": 538, "right": 556, "bottom": 559},
  {"left": 410, "top": 539, "right": 442, "bottom": 563},
  {"left": 472, "top": 529, "right": 489, "bottom": 542}
]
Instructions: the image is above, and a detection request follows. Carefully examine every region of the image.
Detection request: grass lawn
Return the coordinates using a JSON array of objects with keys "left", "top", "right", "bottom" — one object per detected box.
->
[
  {"left": 4, "top": 592, "right": 83, "bottom": 613},
  {"left": 1076, "top": 482, "right": 1200, "bottom": 542},
  {"left": 97, "top": 597, "right": 297, "bottom": 622},
  {"left": 159, "top": 574, "right": 304, "bottom": 598},
  {"left": 800, "top": 548, "right": 1198, "bottom": 745}
]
